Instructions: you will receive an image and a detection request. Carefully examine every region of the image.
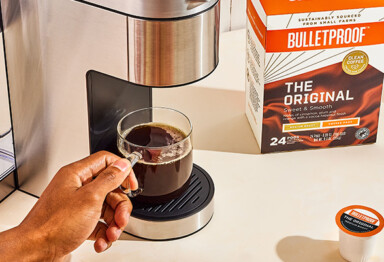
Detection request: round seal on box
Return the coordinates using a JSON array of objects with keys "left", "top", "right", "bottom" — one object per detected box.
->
[
  {"left": 342, "top": 50, "right": 369, "bottom": 75},
  {"left": 355, "top": 128, "right": 370, "bottom": 140}
]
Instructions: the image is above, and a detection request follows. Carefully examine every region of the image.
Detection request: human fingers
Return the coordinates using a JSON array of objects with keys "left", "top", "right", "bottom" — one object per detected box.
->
[
  {"left": 101, "top": 204, "right": 124, "bottom": 242},
  {"left": 121, "top": 169, "right": 139, "bottom": 192},
  {"left": 82, "top": 159, "right": 131, "bottom": 199},
  {"left": 105, "top": 191, "right": 133, "bottom": 229},
  {"left": 65, "top": 151, "right": 121, "bottom": 185},
  {"left": 106, "top": 220, "right": 123, "bottom": 242},
  {"left": 102, "top": 204, "right": 115, "bottom": 226},
  {"left": 88, "top": 222, "right": 112, "bottom": 253}
]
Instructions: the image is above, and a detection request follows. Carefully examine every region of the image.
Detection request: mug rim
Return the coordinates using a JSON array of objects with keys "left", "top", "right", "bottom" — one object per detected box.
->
[{"left": 117, "top": 107, "right": 193, "bottom": 150}]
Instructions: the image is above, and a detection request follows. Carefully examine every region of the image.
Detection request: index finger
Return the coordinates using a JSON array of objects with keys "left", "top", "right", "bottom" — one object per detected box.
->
[{"left": 66, "top": 151, "right": 121, "bottom": 184}]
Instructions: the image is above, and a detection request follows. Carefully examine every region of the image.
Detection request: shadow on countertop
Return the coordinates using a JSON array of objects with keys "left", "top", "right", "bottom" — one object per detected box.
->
[
  {"left": 154, "top": 86, "right": 260, "bottom": 155},
  {"left": 276, "top": 236, "right": 345, "bottom": 262}
]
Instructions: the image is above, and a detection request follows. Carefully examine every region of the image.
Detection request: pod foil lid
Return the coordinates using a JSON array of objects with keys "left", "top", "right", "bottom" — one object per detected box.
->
[{"left": 336, "top": 205, "right": 384, "bottom": 237}]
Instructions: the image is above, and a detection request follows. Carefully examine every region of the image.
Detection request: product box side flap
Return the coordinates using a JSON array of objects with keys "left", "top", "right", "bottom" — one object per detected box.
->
[
  {"left": 247, "top": 0, "right": 268, "bottom": 49},
  {"left": 248, "top": 0, "right": 267, "bottom": 25},
  {"left": 259, "top": 0, "right": 384, "bottom": 16}
]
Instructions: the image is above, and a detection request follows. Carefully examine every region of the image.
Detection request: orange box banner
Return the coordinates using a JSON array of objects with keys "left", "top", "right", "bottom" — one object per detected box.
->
[
  {"left": 259, "top": 0, "right": 384, "bottom": 16},
  {"left": 323, "top": 119, "right": 359, "bottom": 127},
  {"left": 282, "top": 118, "right": 360, "bottom": 133},
  {"left": 266, "top": 21, "right": 384, "bottom": 52},
  {"left": 349, "top": 210, "right": 379, "bottom": 225},
  {"left": 247, "top": 0, "right": 267, "bottom": 48}
]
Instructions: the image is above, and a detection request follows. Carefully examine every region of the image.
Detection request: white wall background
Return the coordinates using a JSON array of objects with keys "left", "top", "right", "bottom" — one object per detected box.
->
[{"left": 221, "top": 0, "right": 247, "bottom": 32}]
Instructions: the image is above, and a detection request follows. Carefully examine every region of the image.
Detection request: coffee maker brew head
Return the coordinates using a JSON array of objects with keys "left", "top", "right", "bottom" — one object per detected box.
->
[{"left": 75, "top": 0, "right": 220, "bottom": 87}]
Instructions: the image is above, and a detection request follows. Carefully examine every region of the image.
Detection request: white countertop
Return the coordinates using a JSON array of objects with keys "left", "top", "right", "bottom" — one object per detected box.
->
[
  {"left": 2, "top": 139, "right": 384, "bottom": 261},
  {"left": 1, "top": 29, "right": 384, "bottom": 261}
]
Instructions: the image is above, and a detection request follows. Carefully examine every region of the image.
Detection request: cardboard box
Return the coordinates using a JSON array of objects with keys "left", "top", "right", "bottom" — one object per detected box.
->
[{"left": 246, "top": 0, "right": 384, "bottom": 153}]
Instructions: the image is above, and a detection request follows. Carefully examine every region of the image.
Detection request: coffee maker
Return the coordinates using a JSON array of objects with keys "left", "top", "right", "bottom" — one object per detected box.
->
[{"left": 2, "top": 0, "right": 220, "bottom": 240}]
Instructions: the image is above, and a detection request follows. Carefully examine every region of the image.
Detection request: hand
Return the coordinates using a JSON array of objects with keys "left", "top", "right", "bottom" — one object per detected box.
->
[{"left": 0, "top": 151, "right": 138, "bottom": 261}]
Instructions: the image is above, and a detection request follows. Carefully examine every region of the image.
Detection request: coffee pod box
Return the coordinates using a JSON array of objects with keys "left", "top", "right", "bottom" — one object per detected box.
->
[
  {"left": 246, "top": 0, "right": 384, "bottom": 153},
  {"left": 336, "top": 205, "right": 384, "bottom": 262}
]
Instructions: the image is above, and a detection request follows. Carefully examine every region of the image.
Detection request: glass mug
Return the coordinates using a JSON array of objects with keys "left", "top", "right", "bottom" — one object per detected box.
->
[{"left": 117, "top": 107, "right": 193, "bottom": 204}]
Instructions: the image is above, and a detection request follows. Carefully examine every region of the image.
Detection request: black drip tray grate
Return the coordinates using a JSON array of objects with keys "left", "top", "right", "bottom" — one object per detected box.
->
[{"left": 131, "top": 164, "right": 214, "bottom": 221}]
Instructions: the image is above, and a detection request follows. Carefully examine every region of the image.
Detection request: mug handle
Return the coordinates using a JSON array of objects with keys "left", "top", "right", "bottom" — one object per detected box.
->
[{"left": 119, "top": 151, "right": 143, "bottom": 198}]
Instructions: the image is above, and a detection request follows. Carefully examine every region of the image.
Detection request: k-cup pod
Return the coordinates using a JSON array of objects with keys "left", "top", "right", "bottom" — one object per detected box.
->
[{"left": 336, "top": 205, "right": 384, "bottom": 262}]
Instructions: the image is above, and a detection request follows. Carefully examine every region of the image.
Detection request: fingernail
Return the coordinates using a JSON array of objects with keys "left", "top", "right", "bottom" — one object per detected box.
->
[
  {"left": 112, "top": 159, "right": 130, "bottom": 172},
  {"left": 100, "top": 239, "right": 108, "bottom": 251},
  {"left": 116, "top": 228, "right": 122, "bottom": 235}
]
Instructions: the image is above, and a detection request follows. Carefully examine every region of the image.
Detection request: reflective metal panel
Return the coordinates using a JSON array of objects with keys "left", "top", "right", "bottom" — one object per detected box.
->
[
  {"left": 0, "top": 172, "right": 15, "bottom": 202},
  {"left": 2, "top": 0, "right": 46, "bottom": 192},
  {"left": 3, "top": 0, "right": 128, "bottom": 196},
  {"left": 75, "top": 0, "right": 219, "bottom": 19},
  {"left": 127, "top": 3, "right": 220, "bottom": 87},
  {"left": 0, "top": 1, "right": 15, "bottom": 181}
]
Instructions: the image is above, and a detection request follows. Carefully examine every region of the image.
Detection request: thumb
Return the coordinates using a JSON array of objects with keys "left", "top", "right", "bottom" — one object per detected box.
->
[{"left": 85, "top": 159, "right": 132, "bottom": 198}]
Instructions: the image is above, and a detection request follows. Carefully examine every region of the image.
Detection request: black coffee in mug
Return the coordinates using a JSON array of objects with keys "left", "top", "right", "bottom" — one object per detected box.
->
[{"left": 125, "top": 123, "right": 193, "bottom": 204}]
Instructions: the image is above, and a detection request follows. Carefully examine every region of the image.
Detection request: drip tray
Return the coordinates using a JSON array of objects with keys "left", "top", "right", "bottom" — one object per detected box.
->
[{"left": 125, "top": 164, "right": 215, "bottom": 241}]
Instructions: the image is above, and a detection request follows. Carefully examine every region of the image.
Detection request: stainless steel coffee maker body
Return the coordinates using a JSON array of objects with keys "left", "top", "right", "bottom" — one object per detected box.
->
[
  {"left": 2, "top": 0, "right": 219, "bottom": 239},
  {"left": 80, "top": 0, "right": 221, "bottom": 87},
  {"left": 0, "top": 3, "right": 16, "bottom": 202}
]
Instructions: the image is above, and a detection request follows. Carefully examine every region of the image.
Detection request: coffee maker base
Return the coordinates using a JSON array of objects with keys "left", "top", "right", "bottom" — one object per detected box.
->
[{"left": 125, "top": 164, "right": 215, "bottom": 241}]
